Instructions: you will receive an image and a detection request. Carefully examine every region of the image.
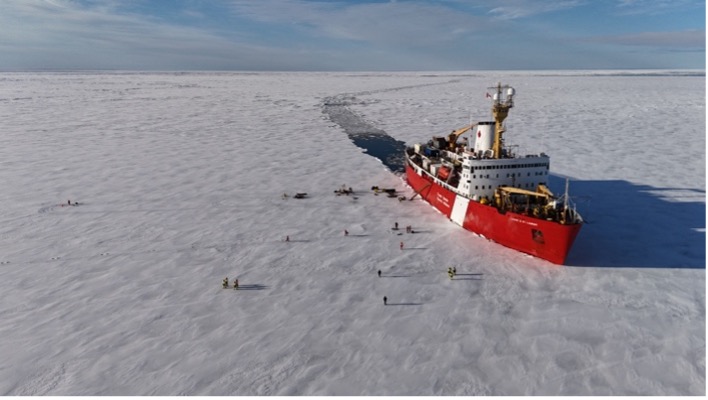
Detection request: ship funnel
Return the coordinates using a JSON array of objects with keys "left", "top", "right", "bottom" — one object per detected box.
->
[{"left": 473, "top": 122, "right": 495, "bottom": 154}]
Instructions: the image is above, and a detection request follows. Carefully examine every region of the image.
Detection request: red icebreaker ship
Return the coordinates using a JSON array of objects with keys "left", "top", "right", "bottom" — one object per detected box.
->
[{"left": 405, "top": 83, "right": 582, "bottom": 264}]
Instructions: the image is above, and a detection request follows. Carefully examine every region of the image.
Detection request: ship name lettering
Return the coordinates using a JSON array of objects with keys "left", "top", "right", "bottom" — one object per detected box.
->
[
  {"left": 436, "top": 193, "right": 450, "bottom": 208},
  {"left": 510, "top": 217, "right": 538, "bottom": 227}
]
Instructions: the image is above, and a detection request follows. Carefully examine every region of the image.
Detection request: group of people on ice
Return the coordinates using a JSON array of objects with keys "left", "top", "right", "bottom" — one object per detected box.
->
[
  {"left": 222, "top": 277, "right": 239, "bottom": 289},
  {"left": 61, "top": 199, "right": 81, "bottom": 207},
  {"left": 447, "top": 267, "right": 457, "bottom": 279},
  {"left": 391, "top": 221, "right": 415, "bottom": 233}
]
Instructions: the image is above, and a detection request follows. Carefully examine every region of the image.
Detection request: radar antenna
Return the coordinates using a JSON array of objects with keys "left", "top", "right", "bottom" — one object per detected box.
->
[{"left": 488, "top": 83, "right": 515, "bottom": 159}]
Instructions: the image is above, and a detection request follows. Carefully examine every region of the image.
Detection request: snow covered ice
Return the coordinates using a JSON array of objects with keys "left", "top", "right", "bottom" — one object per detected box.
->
[{"left": 0, "top": 71, "right": 704, "bottom": 395}]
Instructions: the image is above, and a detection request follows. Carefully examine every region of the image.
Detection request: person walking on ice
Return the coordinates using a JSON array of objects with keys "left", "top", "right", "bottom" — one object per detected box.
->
[
  {"left": 222, "top": 277, "right": 229, "bottom": 289},
  {"left": 233, "top": 278, "right": 239, "bottom": 290},
  {"left": 383, "top": 296, "right": 388, "bottom": 305},
  {"left": 344, "top": 229, "right": 348, "bottom": 236},
  {"left": 378, "top": 270, "right": 382, "bottom": 278},
  {"left": 400, "top": 241, "right": 404, "bottom": 250}
]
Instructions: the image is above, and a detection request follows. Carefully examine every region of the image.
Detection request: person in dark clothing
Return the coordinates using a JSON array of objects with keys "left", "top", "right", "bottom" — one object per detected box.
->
[
  {"left": 378, "top": 270, "right": 382, "bottom": 277},
  {"left": 383, "top": 296, "right": 388, "bottom": 305},
  {"left": 222, "top": 277, "right": 229, "bottom": 289}
]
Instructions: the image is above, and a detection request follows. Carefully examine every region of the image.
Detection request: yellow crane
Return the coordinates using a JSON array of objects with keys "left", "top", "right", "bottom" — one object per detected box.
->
[{"left": 446, "top": 123, "right": 478, "bottom": 151}]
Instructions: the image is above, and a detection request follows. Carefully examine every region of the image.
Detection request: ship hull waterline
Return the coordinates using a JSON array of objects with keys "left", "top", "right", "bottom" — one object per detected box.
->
[{"left": 405, "top": 163, "right": 581, "bottom": 265}]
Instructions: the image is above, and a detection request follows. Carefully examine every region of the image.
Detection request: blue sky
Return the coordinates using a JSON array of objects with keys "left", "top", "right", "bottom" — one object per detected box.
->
[{"left": 0, "top": 0, "right": 704, "bottom": 70}]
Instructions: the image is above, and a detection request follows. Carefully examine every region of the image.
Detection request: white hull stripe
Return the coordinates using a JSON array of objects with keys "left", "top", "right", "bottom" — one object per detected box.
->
[{"left": 450, "top": 194, "right": 469, "bottom": 226}]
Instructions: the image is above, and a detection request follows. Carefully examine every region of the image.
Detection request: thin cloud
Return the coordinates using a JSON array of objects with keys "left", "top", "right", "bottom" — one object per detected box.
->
[
  {"left": 0, "top": 0, "right": 271, "bottom": 69},
  {"left": 0, "top": 0, "right": 702, "bottom": 70},
  {"left": 226, "top": 0, "right": 486, "bottom": 46},
  {"left": 485, "top": 0, "right": 585, "bottom": 20},
  {"left": 589, "top": 30, "right": 706, "bottom": 49},
  {"left": 614, "top": 0, "right": 704, "bottom": 15}
]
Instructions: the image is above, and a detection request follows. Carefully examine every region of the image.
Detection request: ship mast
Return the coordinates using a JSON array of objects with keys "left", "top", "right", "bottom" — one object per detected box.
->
[{"left": 490, "top": 83, "right": 515, "bottom": 159}]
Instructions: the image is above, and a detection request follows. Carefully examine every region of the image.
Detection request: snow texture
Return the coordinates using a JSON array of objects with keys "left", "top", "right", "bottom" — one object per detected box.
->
[{"left": 0, "top": 70, "right": 704, "bottom": 395}]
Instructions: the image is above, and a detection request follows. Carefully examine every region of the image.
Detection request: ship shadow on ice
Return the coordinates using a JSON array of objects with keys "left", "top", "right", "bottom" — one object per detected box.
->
[{"left": 549, "top": 175, "right": 706, "bottom": 269}]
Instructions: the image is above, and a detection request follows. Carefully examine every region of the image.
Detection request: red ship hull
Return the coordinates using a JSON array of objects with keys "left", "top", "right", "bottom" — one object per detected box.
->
[{"left": 406, "top": 164, "right": 581, "bottom": 265}]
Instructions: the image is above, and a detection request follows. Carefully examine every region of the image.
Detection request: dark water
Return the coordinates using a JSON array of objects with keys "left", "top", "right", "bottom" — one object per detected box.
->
[
  {"left": 322, "top": 80, "right": 462, "bottom": 173},
  {"left": 322, "top": 94, "right": 408, "bottom": 173}
]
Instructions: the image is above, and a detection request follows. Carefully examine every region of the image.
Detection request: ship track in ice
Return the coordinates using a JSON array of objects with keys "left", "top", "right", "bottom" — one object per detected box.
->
[{"left": 323, "top": 94, "right": 407, "bottom": 173}]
